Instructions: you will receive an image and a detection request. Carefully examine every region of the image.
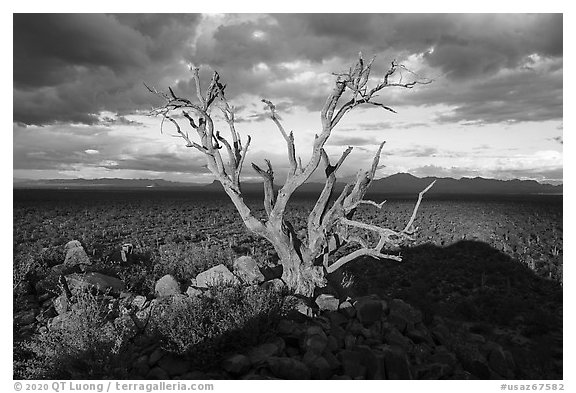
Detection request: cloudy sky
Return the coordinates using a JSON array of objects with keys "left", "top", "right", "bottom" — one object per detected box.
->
[{"left": 13, "top": 13, "right": 563, "bottom": 184}]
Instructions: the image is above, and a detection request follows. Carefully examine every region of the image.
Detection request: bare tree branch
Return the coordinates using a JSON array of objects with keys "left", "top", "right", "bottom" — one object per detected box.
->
[{"left": 402, "top": 180, "right": 436, "bottom": 233}]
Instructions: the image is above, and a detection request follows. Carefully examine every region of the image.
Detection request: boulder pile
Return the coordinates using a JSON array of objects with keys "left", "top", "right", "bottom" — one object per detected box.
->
[{"left": 14, "top": 240, "right": 519, "bottom": 380}]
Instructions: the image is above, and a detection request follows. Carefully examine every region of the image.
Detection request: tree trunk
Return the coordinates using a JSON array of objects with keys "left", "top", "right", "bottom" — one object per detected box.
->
[{"left": 266, "top": 222, "right": 326, "bottom": 297}]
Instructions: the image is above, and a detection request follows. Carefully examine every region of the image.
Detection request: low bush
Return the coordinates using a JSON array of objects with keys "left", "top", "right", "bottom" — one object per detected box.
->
[
  {"left": 14, "top": 289, "right": 133, "bottom": 379},
  {"left": 155, "top": 241, "right": 235, "bottom": 283},
  {"left": 152, "top": 283, "right": 290, "bottom": 368}
]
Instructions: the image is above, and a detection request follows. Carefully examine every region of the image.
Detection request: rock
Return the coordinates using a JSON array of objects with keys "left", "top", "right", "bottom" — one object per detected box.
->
[
  {"left": 431, "top": 324, "right": 450, "bottom": 345},
  {"left": 222, "top": 354, "right": 251, "bottom": 376},
  {"left": 266, "top": 357, "right": 311, "bottom": 379},
  {"left": 488, "top": 345, "right": 511, "bottom": 378},
  {"left": 382, "top": 346, "right": 412, "bottom": 379},
  {"left": 64, "top": 240, "right": 82, "bottom": 251},
  {"left": 196, "top": 264, "right": 240, "bottom": 288},
  {"left": 148, "top": 348, "right": 166, "bottom": 366},
  {"left": 65, "top": 272, "right": 125, "bottom": 295},
  {"left": 267, "top": 336, "right": 286, "bottom": 354},
  {"left": 284, "top": 296, "right": 314, "bottom": 318},
  {"left": 154, "top": 274, "right": 181, "bottom": 297},
  {"left": 406, "top": 328, "right": 433, "bottom": 345},
  {"left": 147, "top": 367, "right": 169, "bottom": 380},
  {"left": 328, "top": 310, "right": 349, "bottom": 327},
  {"left": 131, "top": 295, "right": 147, "bottom": 310},
  {"left": 185, "top": 286, "right": 203, "bottom": 298},
  {"left": 353, "top": 345, "right": 382, "bottom": 379},
  {"left": 277, "top": 319, "right": 299, "bottom": 336},
  {"left": 306, "top": 354, "right": 333, "bottom": 379},
  {"left": 354, "top": 296, "right": 383, "bottom": 325},
  {"left": 338, "top": 350, "right": 367, "bottom": 379},
  {"left": 384, "top": 328, "right": 413, "bottom": 351},
  {"left": 48, "top": 312, "right": 72, "bottom": 331},
  {"left": 339, "top": 300, "right": 356, "bottom": 318},
  {"left": 303, "top": 334, "right": 328, "bottom": 354},
  {"left": 469, "top": 359, "right": 491, "bottom": 379},
  {"left": 53, "top": 294, "right": 69, "bottom": 315},
  {"left": 416, "top": 362, "right": 453, "bottom": 379},
  {"left": 315, "top": 294, "right": 339, "bottom": 311},
  {"left": 63, "top": 240, "right": 92, "bottom": 268},
  {"left": 181, "top": 371, "right": 210, "bottom": 379},
  {"left": 120, "top": 243, "right": 133, "bottom": 263},
  {"left": 389, "top": 299, "right": 422, "bottom": 329},
  {"left": 247, "top": 342, "right": 282, "bottom": 365},
  {"left": 430, "top": 350, "right": 458, "bottom": 369},
  {"left": 158, "top": 355, "right": 190, "bottom": 376},
  {"left": 233, "top": 256, "right": 265, "bottom": 285},
  {"left": 261, "top": 278, "right": 286, "bottom": 292},
  {"left": 132, "top": 355, "right": 150, "bottom": 377}
]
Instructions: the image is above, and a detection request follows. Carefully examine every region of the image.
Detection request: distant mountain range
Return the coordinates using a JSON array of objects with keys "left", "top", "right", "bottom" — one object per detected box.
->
[{"left": 13, "top": 173, "right": 562, "bottom": 195}]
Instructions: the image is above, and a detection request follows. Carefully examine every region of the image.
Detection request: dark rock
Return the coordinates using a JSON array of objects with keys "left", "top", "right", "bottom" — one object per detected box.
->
[
  {"left": 384, "top": 328, "right": 413, "bottom": 351},
  {"left": 147, "top": 367, "right": 169, "bottom": 380},
  {"left": 382, "top": 346, "right": 412, "bottom": 380},
  {"left": 132, "top": 355, "right": 150, "bottom": 377},
  {"left": 431, "top": 324, "right": 450, "bottom": 345},
  {"left": 233, "top": 256, "right": 265, "bottom": 285},
  {"left": 416, "top": 362, "right": 453, "bottom": 379},
  {"left": 406, "top": 328, "right": 433, "bottom": 345},
  {"left": 65, "top": 272, "right": 124, "bottom": 295},
  {"left": 148, "top": 348, "right": 166, "bottom": 366},
  {"left": 196, "top": 264, "right": 240, "bottom": 288},
  {"left": 261, "top": 278, "right": 286, "bottom": 292},
  {"left": 303, "top": 353, "right": 333, "bottom": 379},
  {"left": 247, "top": 343, "right": 282, "bottom": 365},
  {"left": 266, "top": 357, "right": 311, "bottom": 379},
  {"left": 277, "top": 319, "right": 299, "bottom": 336},
  {"left": 338, "top": 350, "right": 367, "bottom": 379},
  {"left": 339, "top": 301, "right": 356, "bottom": 318},
  {"left": 469, "top": 359, "right": 491, "bottom": 379},
  {"left": 352, "top": 345, "right": 382, "bottom": 379},
  {"left": 260, "top": 264, "right": 283, "bottom": 281},
  {"left": 181, "top": 371, "right": 210, "bottom": 379},
  {"left": 303, "top": 334, "right": 328, "bottom": 354},
  {"left": 315, "top": 294, "right": 339, "bottom": 311},
  {"left": 389, "top": 299, "right": 422, "bottom": 327},
  {"left": 430, "top": 350, "right": 458, "bottom": 369},
  {"left": 327, "top": 310, "right": 349, "bottom": 327},
  {"left": 488, "top": 345, "right": 512, "bottom": 378},
  {"left": 354, "top": 296, "right": 383, "bottom": 325},
  {"left": 158, "top": 355, "right": 191, "bottom": 376}
]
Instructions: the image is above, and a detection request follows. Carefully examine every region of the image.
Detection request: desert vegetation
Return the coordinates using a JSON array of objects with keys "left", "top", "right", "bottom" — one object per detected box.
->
[
  {"left": 13, "top": 189, "right": 562, "bottom": 379},
  {"left": 13, "top": 55, "right": 562, "bottom": 380}
]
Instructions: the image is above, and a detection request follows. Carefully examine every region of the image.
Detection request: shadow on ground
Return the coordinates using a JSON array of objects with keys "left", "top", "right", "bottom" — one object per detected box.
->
[{"left": 342, "top": 240, "right": 563, "bottom": 379}]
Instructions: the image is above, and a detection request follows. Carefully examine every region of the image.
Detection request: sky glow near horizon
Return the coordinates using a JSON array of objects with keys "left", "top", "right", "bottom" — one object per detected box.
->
[{"left": 13, "top": 13, "right": 563, "bottom": 185}]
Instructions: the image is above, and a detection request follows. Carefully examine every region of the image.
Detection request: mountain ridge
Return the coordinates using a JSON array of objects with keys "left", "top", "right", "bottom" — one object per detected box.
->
[{"left": 13, "top": 173, "right": 562, "bottom": 195}]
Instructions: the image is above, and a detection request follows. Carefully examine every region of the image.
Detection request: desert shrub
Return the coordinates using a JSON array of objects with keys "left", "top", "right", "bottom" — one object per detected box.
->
[
  {"left": 151, "top": 283, "right": 290, "bottom": 368},
  {"left": 155, "top": 241, "right": 235, "bottom": 283},
  {"left": 14, "top": 289, "right": 133, "bottom": 379},
  {"left": 13, "top": 243, "right": 45, "bottom": 293}
]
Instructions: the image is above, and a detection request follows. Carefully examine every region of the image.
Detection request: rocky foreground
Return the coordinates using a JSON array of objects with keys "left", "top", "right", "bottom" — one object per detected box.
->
[{"left": 14, "top": 240, "right": 553, "bottom": 380}]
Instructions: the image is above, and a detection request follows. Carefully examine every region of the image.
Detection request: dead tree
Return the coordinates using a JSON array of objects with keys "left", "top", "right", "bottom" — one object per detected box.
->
[{"left": 147, "top": 54, "right": 434, "bottom": 297}]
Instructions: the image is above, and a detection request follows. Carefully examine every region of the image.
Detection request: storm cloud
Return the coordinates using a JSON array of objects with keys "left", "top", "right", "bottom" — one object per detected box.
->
[{"left": 12, "top": 14, "right": 563, "bottom": 183}]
